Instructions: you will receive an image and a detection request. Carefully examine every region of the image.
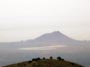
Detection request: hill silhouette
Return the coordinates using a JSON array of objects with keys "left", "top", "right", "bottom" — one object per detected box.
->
[{"left": 3, "top": 57, "right": 83, "bottom": 67}]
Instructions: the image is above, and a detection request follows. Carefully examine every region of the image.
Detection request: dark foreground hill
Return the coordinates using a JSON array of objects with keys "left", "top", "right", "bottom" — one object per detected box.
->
[{"left": 3, "top": 57, "right": 83, "bottom": 67}]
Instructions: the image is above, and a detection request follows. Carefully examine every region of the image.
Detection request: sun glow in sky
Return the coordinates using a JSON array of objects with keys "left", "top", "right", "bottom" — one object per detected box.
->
[{"left": 0, "top": 0, "right": 90, "bottom": 42}]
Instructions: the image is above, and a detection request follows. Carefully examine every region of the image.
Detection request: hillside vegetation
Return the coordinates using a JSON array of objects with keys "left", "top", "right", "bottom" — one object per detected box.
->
[{"left": 3, "top": 57, "right": 83, "bottom": 67}]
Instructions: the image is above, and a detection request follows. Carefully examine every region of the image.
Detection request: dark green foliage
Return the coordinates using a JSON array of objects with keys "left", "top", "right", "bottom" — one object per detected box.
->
[
  {"left": 37, "top": 57, "right": 41, "bottom": 60},
  {"left": 57, "top": 57, "right": 62, "bottom": 60},
  {"left": 50, "top": 56, "right": 53, "bottom": 60},
  {"left": 28, "top": 61, "right": 32, "bottom": 64},
  {"left": 3, "top": 56, "right": 83, "bottom": 67},
  {"left": 32, "top": 57, "right": 41, "bottom": 61},
  {"left": 42, "top": 57, "right": 46, "bottom": 60},
  {"left": 61, "top": 58, "right": 64, "bottom": 61}
]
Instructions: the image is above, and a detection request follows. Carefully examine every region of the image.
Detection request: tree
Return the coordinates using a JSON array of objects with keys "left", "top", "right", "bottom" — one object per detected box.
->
[
  {"left": 57, "top": 57, "right": 61, "bottom": 60},
  {"left": 37, "top": 57, "right": 41, "bottom": 61},
  {"left": 28, "top": 60, "right": 32, "bottom": 63},
  {"left": 50, "top": 56, "right": 53, "bottom": 60},
  {"left": 32, "top": 57, "right": 41, "bottom": 61},
  {"left": 42, "top": 57, "right": 46, "bottom": 60}
]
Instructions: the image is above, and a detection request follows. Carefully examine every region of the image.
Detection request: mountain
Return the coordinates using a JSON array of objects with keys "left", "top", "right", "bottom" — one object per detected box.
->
[
  {"left": 0, "top": 31, "right": 90, "bottom": 67},
  {"left": 31, "top": 31, "right": 76, "bottom": 43},
  {"left": 0, "top": 31, "right": 89, "bottom": 47},
  {"left": 3, "top": 57, "right": 83, "bottom": 67},
  {"left": 19, "top": 31, "right": 89, "bottom": 47}
]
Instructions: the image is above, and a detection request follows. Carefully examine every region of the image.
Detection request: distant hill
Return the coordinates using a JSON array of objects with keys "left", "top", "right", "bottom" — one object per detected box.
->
[
  {"left": 3, "top": 57, "right": 83, "bottom": 67},
  {"left": 0, "top": 31, "right": 90, "bottom": 48},
  {"left": 0, "top": 31, "right": 90, "bottom": 67}
]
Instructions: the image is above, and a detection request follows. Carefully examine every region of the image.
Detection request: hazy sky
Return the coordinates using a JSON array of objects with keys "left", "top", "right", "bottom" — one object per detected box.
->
[{"left": 0, "top": 0, "right": 90, "bottom": 42}]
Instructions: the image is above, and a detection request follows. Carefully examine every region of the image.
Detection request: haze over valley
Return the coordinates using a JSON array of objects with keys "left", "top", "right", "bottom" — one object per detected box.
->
[{"left": 0, "top": 31, "right": 90, "bottom": 67}]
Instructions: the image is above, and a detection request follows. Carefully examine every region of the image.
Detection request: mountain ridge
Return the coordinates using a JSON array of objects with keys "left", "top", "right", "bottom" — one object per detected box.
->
[{"left": 0, "top": 31, "right": 90, "bottom": 47}]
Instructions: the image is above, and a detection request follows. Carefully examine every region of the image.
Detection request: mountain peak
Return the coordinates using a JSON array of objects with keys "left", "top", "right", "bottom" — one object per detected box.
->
[
  {"left": 52, "top": 31, "right": 60, "bottom": 33},
  {"left": 51, "top": 31, "right": 63, "bottom": 35},
  {"left": 33, "top": 31, "right": 75, "bottom": 43},
  {"left": 36, "top": 31, "right": 63, "bottom": 39},
  {"left": 52, "top": 31, "right": 61, "bottom": 34}
]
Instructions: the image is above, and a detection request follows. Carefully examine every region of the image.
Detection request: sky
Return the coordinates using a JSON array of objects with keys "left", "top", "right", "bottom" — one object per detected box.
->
[{"left": 0, "top": 0, "right": 90, "bottom": 42}]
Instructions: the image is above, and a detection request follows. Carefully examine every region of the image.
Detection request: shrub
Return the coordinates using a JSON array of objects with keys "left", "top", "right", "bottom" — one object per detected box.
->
[
  {"left": 28, "top": 61, "right": 32, "bottom": 63},
  {"left": 57, "top": 57, "right": 62, "bottom": 60},
  {"left": 50, "top": 56, "right": 53, "bottom": 60},
  {"left": 42, "top": 57, "right": 46, "bottom": 60},
  {"left": 61, "top": 58, "right": 64, "bottom": 61},
  {"left": 71, "top": 63, "right": 75, "bottom": 66},
  {"left": 37, "top": 57, "right": 41, "bottom": 61},
  {"left": 32, "top": 57, "right": 41, "bottom": 61}
]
